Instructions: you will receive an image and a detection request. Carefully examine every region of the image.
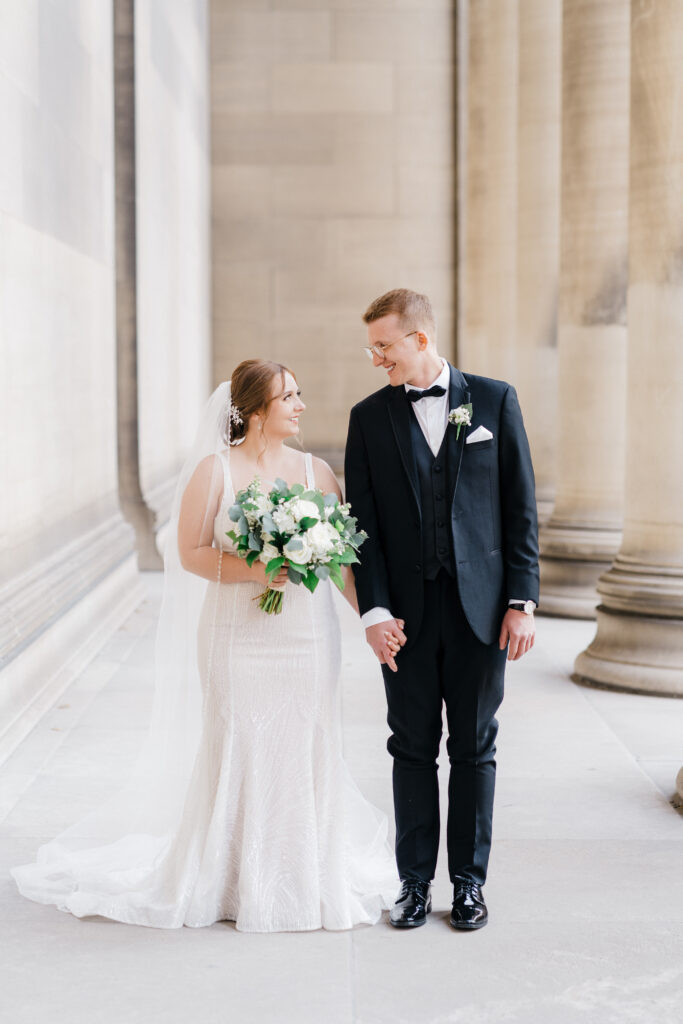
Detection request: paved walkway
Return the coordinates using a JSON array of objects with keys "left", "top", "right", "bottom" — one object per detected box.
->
[{"left": 2, "top": 576, "right": 683, "bottom": 1024}]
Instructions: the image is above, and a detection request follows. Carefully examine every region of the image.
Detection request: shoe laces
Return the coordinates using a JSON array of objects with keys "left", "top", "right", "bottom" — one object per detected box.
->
[
  {"left": 399, "top": 878, "right": 429, "bottom": 899},
  {"left": 454, "top": 879, "right": 481, "bottom": 900}
]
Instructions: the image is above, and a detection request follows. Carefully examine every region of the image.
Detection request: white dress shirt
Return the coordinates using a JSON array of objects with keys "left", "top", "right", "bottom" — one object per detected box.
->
[{"left": 360, "top": 361, "right": 534, "bottom": 630}]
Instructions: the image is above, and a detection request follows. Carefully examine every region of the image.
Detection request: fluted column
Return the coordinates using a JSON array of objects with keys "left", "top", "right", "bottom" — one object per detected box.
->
[
  {"left": 575, "top": 0, "right": 683, "bottom": 701},
  {"left": 538, "top": 0, "right": 630, "bottom": 617},
  {"left": 461, "top": 0, "right": 518, "bottom": 380},
  {"left": 483, "top": 0, "right": 518, "bottom": 383},
  {"left": 460, "top": 0, "right": 489, "bottom": 375},
  {"left": 114, "top": 0, "right": 162, "bottom": 569},
  {"left": 515, "top": 0, "right": 561, "bottom": 524}
]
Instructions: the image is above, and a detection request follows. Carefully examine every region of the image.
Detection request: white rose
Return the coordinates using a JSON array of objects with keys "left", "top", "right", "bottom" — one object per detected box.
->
[
  {"left": 284, "top": 534, "right": 313, "bottom": 566},
  {"left": 258, "top": 541, "right": 281, "bottom": 565},
  {"left": 272, "top": 507, "right": 296, "bottom": 534},
  {"left": 289, "top": 499, "right": 320, "bottom": 523},
  {"left": 254, "top": 494, "right": 274, "bottom": 517},
  {"left": 307, "top": 521, "right": 341, "bottom": 559}
]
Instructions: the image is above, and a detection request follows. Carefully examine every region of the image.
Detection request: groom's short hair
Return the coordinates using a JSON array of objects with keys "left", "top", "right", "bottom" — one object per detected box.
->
[{"left": 362, "top": 288, "right": 436, "bottom": 337}]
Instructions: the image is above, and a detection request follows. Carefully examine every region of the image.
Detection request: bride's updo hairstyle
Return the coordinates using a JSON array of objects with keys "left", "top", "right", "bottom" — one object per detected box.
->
[{"left": 226, "top": 358, "right": 296, "bottom": 445}]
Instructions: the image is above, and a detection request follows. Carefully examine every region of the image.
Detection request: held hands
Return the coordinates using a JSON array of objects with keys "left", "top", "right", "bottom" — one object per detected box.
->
[
  {"left": 499, "top": 608, "right": 535, "bottom": 661},
  {"left": 365, "top": 619, "right": 406, "bottom": 673}
]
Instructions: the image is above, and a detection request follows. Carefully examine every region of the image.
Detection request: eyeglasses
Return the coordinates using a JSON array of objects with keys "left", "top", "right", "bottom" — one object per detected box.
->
[{"left": 363, "top": 331, "right": 417, "bottom": 361}]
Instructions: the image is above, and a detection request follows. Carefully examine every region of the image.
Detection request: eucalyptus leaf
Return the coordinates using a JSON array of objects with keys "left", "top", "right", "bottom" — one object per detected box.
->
[
  {"left": 314, "top": 564, "right": 331, "bottom": 580},
  {"left": 310, "top": 492, "right": 326, "bottom": 514},
  {"left": 323, "top": 492, "right": 338, "bottom": 507},
  {"left": 228, "top": 505, "right": 243, "bottom": 522},
  {"left": 284, "top": 538, "right": 303, "bottom": 552},
  {"left": 261, "top": 513, "right": 276, "bottom": 536},
  {"left": 248, "top": 531, "right": 261, "bottom": 552},
  {"left": 273, "top": 477, "right": 289, "bottom": 493},
  {"left": 290, "top": 483, "right": 304, "bottom": 496},
  {"left": 238, "top": 515, "right": 249, "bottom": 536},
  {"left": 287, "top": 566, "right": 304, "bottom": 584},
  {"left": 288, "top": 561, "right": 308, "bottom": 574}
]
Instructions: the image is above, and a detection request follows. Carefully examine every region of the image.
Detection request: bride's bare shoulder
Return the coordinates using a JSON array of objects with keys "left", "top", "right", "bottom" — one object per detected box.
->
[
  {"left": 185, "top": 454, "right": 226, "bottom": 495},
  {"left": 311, "top": 455, "right": 342, "bottom": 498}
]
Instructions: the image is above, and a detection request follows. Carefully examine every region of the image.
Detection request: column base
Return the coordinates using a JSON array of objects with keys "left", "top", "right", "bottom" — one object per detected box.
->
[
  {"left": 573, "top": 605, "right": 683, "bottom": 697},
  {"left": 539, "top": 522, "right": 622, "bottom": 619}
]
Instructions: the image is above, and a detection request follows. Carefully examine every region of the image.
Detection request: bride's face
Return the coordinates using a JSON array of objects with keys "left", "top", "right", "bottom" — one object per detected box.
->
[{"left": 263, "top": 371, "right": 305, "bottom": 439}]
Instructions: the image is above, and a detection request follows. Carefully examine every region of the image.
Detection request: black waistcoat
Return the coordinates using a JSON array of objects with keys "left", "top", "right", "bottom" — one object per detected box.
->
[{"left": 408, "top": 410, "right": 456, "bottom": 580}]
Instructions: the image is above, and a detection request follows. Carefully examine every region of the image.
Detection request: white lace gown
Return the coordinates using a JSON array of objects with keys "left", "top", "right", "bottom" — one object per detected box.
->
[
  {"left": 13, "top": 450, "right": 396, "bottom": 931},
  {"left": 173, "top": 450, "right": 396, "bottom": 930}
]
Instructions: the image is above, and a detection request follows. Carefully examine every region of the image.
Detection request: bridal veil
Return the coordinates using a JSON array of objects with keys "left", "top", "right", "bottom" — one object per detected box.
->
[{"left": 11, "top": 383, "right": 233, "bottom": 916}]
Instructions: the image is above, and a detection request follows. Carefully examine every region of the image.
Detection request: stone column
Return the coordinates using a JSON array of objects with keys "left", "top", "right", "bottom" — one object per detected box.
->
[
  {"left": 460, "top": 0, "right": 490, "bottom": 376},
  {"left": 460, "top": 0, "right": 518, "bottom": 381},
  {"left": 575, "top": 0, "right": 683, "bottom": 700},
  {"left": 114, "top": 0, "right": 162, "bottom": 570},
  {"left": 115, "top": 0, "right": 212, "bottom": 565},
  {"left": 538, "top": 0, "right": 630, "bottom": 617},
  {"left": 484, "top": 0, "right": 518, "bottom": 384},
  {"left": 515, "top": 0, "right": 561, "bottom": 525}
]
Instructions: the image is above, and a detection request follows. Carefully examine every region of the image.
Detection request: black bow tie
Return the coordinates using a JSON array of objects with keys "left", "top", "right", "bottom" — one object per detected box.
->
[{"left": 406, "top": 385, "right": 447, "bottom": 402}]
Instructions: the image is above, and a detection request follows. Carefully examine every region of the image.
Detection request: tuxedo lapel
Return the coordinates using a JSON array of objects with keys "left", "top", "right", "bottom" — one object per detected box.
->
[
  {"left": 446, "top": 364, "right": 470, "bottom": 508},
  {"left": 387, "top": 386, "right": 421, "bottom": 514}
]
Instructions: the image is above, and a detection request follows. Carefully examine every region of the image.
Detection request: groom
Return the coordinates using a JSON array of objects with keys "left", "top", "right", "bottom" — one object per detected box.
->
[{"left": 344, "top": 289, "right": 539, "bottom": 930}]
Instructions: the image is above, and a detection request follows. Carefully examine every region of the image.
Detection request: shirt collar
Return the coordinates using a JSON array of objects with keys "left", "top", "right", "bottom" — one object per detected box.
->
[{"left": 404, "top": 359, "right": 449, "bottom": 395}]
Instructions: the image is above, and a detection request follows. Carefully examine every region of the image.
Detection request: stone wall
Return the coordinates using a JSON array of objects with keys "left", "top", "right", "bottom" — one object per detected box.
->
[
  {"left": 0, "top": 0, "right": 212, "bottom": 762},
  {"left": 210, "top": 0, "right": 457, "bottom": 458}
]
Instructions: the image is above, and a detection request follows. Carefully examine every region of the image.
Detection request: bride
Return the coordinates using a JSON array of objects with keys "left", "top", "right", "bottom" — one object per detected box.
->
[{"left": 12, "top": 359, "right": 398, "bottom": 931}]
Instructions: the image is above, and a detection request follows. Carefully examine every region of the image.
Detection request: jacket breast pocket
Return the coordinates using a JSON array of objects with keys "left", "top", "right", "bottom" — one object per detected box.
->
[{"left": 464, "top": 438, "right": 495, "bottom": 452}]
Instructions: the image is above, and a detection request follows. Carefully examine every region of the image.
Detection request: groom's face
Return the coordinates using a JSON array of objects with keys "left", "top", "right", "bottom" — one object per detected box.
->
[{"left": 366, "top": 313, "right": 423, "bottom": 387}]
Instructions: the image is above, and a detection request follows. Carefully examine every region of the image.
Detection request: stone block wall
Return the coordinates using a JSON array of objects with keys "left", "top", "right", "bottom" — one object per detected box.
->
[
  {"left": 0, "top": 0, "right": 212, "bottom": 762},
  {"left": 210, "top": 0, "right": 457, "bottom": 458}
]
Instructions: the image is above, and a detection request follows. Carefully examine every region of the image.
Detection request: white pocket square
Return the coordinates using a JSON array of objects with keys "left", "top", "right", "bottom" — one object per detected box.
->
[{"left": 466, "top": 425, "right": 494, "bottom": 444}]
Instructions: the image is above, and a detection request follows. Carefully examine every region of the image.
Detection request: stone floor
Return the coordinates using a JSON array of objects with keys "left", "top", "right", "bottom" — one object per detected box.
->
[{"left": 2, "top": 575, "right": 683, "bottom": 1024}]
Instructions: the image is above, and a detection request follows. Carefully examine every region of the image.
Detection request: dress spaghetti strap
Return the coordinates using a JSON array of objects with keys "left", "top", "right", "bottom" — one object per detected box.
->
[{"left": 304, "top": 452, "right": 315, "bottom": 490}]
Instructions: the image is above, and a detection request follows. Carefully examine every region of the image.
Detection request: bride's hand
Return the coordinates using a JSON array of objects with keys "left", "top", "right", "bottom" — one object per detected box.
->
[{"left": 260, "top": 562, "right": 289, "bottom": 591}]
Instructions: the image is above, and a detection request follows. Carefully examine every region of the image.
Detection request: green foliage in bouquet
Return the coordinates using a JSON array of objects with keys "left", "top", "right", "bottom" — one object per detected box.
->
[{"left": 226, "top": 476, "right": 368, "bottom": 614}]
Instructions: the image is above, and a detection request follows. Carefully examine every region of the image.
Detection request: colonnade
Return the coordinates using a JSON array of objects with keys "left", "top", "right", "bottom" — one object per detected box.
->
[{"left": 460, "top": 0, "right": 683, "bottom": 731}]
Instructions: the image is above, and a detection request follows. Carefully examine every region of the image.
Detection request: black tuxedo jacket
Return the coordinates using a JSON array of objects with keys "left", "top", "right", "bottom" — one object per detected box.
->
[{"left": 344, "top": 364, "right": 540, "bottom": 647}]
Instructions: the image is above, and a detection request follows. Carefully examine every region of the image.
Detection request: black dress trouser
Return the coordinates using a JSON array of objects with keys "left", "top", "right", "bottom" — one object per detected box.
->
[{"left": 381, "top": 569, "right": 507, "bottom": 887}]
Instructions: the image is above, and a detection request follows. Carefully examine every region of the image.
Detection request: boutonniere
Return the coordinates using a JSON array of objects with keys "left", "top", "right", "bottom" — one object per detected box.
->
[{"left": 448, "top": 403, "right": 473, "bottom": 440}]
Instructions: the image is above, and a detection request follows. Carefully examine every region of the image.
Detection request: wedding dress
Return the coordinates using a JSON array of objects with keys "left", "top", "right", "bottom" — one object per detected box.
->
[
  {"left": 165, "top": 448, "right": 396, "bottom": 930},
  {"left": 12, "top": 389, "right": 396, "bottom": 931}
]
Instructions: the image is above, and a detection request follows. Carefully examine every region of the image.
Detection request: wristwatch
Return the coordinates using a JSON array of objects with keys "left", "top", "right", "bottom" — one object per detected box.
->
[{"left": 509, "top": 601, "right": 535, "bottom": 615}]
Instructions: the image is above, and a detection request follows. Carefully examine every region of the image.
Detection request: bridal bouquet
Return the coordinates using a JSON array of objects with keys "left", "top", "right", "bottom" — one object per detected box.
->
[{"left": 226, "top": 477, "right": 368, "bottom": 614}]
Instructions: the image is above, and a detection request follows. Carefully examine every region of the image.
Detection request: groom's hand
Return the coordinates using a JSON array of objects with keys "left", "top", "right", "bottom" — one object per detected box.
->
[
  {"left": 499, "top": 609, "right": 535, "bottom": 661},
  {"left": 366, "top": 619, "right": 406, "bottom": 673}
]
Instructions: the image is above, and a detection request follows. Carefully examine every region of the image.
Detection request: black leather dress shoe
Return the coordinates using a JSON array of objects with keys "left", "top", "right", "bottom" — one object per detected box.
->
[
  {"left": 389, "top": 879, "right": 432, "bottom": 928},
  {"left": 449, "top": 879, "right": 488, "bottom": 930}
]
